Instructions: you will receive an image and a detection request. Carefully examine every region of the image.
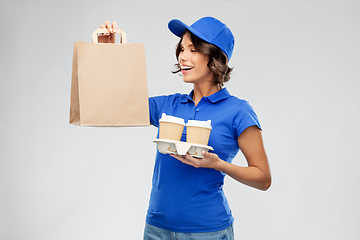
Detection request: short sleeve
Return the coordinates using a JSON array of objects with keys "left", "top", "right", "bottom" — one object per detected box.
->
[
  {"left": 149, "top": 96, "right": 166, "bottom": 128},
  {"left": 149, "top": 93, "right": 184, "bottom": 128},
  {"left": 233, "top": 101, "right": 261, "bottom": 138}
]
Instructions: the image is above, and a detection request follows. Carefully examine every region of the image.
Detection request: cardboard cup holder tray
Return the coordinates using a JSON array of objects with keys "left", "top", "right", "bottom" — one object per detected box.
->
[{"left": 153, "top": 139, "right": 214, "bottom": 158}]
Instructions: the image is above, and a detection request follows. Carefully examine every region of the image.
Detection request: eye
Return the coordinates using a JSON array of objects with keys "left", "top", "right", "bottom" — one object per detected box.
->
[{"left": 191, "top": 49, "right": 197, "bottom": 52}]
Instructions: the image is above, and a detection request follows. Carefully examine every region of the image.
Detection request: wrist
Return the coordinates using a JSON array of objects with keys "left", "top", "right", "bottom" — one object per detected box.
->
[{"left": 213, "top": 156, "right": 226, "bottom": 172}]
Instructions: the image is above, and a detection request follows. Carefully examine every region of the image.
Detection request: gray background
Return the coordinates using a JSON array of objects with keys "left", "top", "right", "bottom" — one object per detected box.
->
[{"left": 1, "top": 0, "right": 359, "bottom": 239}]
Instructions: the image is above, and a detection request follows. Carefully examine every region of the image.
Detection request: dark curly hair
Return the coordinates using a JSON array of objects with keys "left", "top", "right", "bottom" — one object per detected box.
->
[{"left": 172, "top": 30, "right": 233, "bottom": 88}]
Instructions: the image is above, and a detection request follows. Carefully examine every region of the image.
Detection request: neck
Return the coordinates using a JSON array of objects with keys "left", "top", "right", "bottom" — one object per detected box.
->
[{"left": 192, "top": 82, "right": 220, "bottom": 106}]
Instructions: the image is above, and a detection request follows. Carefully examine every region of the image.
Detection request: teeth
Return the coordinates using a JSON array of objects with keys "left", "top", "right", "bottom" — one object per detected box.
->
[{"left": 181, "top": 66, "right": 193, "bottom": 70}]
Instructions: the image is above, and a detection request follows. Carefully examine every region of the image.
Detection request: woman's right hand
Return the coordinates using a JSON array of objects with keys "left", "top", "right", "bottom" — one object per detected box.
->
[{"left": 98, "top": 21, "right": 117, "bottom": 43}]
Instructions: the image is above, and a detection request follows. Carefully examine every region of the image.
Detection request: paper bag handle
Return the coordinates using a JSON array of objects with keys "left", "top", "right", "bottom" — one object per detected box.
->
[{"left": 92, "top": 29, "right": 127, "bottom": 44}]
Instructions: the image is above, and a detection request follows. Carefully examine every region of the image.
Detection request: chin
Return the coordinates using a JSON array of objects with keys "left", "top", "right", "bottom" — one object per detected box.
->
[{"left": 182, "top": 77, "right": 194, "bottom": 84}]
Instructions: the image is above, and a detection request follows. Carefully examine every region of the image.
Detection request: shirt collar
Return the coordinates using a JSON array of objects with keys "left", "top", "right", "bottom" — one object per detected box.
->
[{"left": 180, "top": 88, "right": 230, "bottom": 104}]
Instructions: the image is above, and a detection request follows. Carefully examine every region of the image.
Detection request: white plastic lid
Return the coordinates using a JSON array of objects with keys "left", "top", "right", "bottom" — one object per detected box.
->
[
  {"left": 159, "top": 113, "right": 185, "bottom": 125},
  {"left": 186, "top": 120, "right": 212, "bottom": 129}
]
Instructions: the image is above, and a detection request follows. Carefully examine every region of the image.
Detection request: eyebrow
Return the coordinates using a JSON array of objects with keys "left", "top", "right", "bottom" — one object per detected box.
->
[{"left": 180, "top": 43, "right": 194, "bottom": 48}]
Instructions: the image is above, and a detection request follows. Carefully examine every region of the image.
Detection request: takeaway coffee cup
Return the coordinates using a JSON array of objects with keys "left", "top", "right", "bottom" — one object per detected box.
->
[
  {"left": 186, "top": 120, "right": 212, "bottom": 145},
  {"left": 159, "top": 113, "right": 185, "bottom": 141}
]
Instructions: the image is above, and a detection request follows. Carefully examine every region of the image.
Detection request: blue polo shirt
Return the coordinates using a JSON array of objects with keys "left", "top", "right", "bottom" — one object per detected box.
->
[{"left": 146, "top": 88, "right": 261, "bottom": 233}]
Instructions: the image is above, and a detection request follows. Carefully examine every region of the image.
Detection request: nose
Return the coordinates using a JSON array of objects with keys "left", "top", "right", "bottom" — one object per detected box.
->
[{"left": 179, "top": 51, "right": 187, "bottom": 63}]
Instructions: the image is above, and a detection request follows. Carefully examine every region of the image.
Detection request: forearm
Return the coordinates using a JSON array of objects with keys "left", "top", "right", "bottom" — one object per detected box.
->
[{"left": 215, "top": 160, "right": 271, "bottom": 191}]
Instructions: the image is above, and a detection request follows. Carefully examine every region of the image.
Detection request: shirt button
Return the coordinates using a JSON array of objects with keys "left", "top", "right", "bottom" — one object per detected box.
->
[{"left": 196, "top": 108, "right": 200, "bottom": 112}]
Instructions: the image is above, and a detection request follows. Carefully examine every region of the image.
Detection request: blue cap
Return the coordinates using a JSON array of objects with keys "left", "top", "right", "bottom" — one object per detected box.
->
[{"left": 168, "top": 16, "right": 235, "bottom": 60}]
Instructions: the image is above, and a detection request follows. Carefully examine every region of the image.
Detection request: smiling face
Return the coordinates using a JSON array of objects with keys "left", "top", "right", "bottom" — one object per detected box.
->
[{"left": 178, "top": 32, "right": 214, "bottom": 85}]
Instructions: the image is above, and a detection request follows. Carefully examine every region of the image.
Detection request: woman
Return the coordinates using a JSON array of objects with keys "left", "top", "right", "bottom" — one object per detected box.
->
[{"left": 99, "top": 17, "right": 271, "bottom": 239}]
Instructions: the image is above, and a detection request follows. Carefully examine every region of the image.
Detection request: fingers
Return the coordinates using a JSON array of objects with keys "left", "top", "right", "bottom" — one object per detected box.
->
[
  {"left": 112, "top": 22, "right": 117, "bottom": 32},
  {"left": 105, "top": 21, "right": 113, "bottom": 32},
  {"left": 202, "top": 151, "right": 218, "bottom": 160},
  {"left": 171, "top": 152, "right": 220, "bottom": 169},
  {"left": 171, "top": 153, "right": 200, "bottom": 168},
  {"left": 101, "top": 21, "right": 117, "bottom": 33},
  {"left": 98, "top": 21, "right": 118, "bottom": 43},
  {"left": 171, "top": 154, "right": 194, "bottom": 166}
]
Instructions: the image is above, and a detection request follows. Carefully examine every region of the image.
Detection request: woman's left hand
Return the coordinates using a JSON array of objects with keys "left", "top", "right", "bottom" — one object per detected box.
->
[{"left": 171, "top": 151, "right": 222, "bottom": 169}]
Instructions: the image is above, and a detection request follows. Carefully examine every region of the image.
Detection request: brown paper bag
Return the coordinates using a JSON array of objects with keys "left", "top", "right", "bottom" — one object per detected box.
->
[{"left": 69, "top": 29, "right": 150, "bottom": 126}]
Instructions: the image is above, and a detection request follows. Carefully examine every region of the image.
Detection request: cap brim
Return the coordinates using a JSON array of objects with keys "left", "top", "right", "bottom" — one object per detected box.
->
[{"left": 168, "top": 19, "right": 188, "bottom": 37}]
